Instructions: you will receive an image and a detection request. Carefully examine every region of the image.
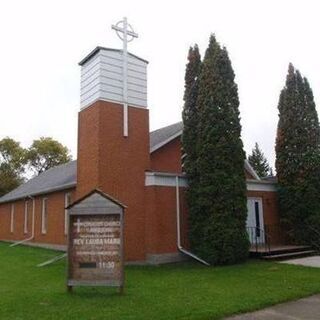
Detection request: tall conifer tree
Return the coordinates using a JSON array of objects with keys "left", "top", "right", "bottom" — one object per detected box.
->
[
  {"left": 248, "top": 143, "right": 271, "bottom": 178},
  {"left": 275, "top": 64, "right": 320, "bottom": 243},
  {"left": 182, "top": 45, "right": 201, "bottom": 179},
  {"left": 182, "top": 45, "right": 202, "bottom": 252},
  {"left": 192, "top": 35, "right": 249, "bottom": 264}
]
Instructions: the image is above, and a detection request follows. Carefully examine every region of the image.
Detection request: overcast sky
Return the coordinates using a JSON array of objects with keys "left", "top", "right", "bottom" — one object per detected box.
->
[{"left": 1, "top": 0, "right": 319, "bottom": 169}]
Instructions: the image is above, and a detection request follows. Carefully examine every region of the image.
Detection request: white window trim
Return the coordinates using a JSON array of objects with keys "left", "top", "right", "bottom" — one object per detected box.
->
[
  {"left": 24, "top": 201, "right": 28, "bottom": 234},
  {"left": 64, "top": 193, "right": 71, "bottom": 235},
  {"left": 10, "top": 204, "right": 14, "bottom": 233},
  {"left": 41, "top": 198, "right": 48, "bottom": 234}
]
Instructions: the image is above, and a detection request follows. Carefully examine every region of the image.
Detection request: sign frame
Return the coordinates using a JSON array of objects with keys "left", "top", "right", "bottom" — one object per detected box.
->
[{"left": 66, "top": 189, "right": 126, "bottom": 293}]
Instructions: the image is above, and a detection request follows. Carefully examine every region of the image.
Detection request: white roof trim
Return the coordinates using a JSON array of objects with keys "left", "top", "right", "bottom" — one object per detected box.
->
[
  {"left": 150, "top": 130, "right": 183, "bottom": 153},
  {"left": 145, "top": 172, "right": 276, "bottom": 191},
  {"left": 80, "top": 97, "right": 148, "bottom": 111},
  {"left": 244, "top": 160, "right": 261, "bottom": 180},
  {"left": 246, "top": 179, "right": 277, "bottom": 192},
  {"left": 145, "top": 171, "right": 188, "bottom": 187},
  {"left": 145, "top": 171, "right": 185, "bottom": 178}
]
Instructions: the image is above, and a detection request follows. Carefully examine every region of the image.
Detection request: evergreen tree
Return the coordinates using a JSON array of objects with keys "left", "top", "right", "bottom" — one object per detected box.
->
[
  {"left": 275, "top": 63, "right": 320, "bottom": 243},
  {"left": 182, "top": 45, "right": 201, "bottom": 178},
  {"left": 191, "top": 35, "right": 249, "bottom": 264},
  {"left": 248, "top": 143, "right": 271, "bottom": 178},
  {"left": 182, "top": 45, "right": 202, "bottom": 248}
]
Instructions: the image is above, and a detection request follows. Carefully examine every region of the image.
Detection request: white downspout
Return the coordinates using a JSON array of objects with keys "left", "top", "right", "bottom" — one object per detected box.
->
[
  {"left": 10, "top": 196, "right": 35, "bottom": 247},
  {"left": 175, "top": 176, "right": 210, "bottom": 266}
]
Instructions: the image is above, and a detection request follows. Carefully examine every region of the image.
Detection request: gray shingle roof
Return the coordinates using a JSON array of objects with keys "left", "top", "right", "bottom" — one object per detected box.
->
[
  {"left": 0, "top": 123, "right": 182, "bottom": 203},
  {"left": 150, "top": 122, "right": 182, "bottom": 152},
  {"left": 0, "top": 160, "right": 77, "bottom": 203}
]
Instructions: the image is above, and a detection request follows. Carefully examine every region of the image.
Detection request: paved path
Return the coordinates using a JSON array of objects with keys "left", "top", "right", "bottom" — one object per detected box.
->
[
  {"left": 280, "top": 256, "right": 320, "bottom": 268},
  {"left": 225, "top": 295, "right": 320, "bottom": 319}
]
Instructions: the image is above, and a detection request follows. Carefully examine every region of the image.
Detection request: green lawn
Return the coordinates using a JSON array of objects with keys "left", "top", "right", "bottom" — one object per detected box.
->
[{"left": 1, "top": 243, "right": 320, "bottom": 320}]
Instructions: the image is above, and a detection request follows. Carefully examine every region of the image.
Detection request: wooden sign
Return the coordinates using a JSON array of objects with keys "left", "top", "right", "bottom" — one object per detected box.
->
[{"left": 66, "top": 190, "right": 125, "bottom": 293}]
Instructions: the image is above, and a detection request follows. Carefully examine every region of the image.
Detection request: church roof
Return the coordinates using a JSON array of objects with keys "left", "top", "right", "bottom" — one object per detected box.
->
[
  {"left": 0, "top": 161, "right": 77, "bottom": 203},
  {"left": 0, "top": 121, "right": 262, "bottom": 203},
  {"left": 150, "top": 122, "right": 183, "bottom": 152},
  {"left": 0, "top": 123, "right": 181, "bottom": 203}
]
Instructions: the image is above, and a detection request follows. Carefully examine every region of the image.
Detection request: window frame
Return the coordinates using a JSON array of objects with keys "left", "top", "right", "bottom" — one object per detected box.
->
[
  {"left": 41, "top": 197, "right": 48, "bottom": 234},
  {"left": 10, "top": 204, "right": 14, "bottom": 233},
  {"left": 24, "top": 200, "right": 29, "bottom": 234},
  {"left": 64, "top": 193, "right": 72, "bottom": 235}
]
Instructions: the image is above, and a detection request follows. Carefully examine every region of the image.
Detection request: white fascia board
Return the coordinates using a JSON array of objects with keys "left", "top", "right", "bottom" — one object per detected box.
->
[
  {"left": 145, "top": 171, "right": 188, "bottom": 187},
  {"left": 145, "top": 172, "right": 276, "bottom": 191},
  {"left": 150, "top": 130, "right": 183, "bottom": 153},
  {"left": 244, "top": 160, "right": 261, "bottom": 180},
  {"left": 80, "top": 97, "right": 147, "bottom": 111},
  {"left": 246, "top": 179, "right": 277, "bottom": 192}
]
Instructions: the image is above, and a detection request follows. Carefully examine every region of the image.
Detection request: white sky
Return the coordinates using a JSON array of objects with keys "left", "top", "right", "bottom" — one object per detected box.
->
[{"left": 1, "top": 0, "right": 320, "bottom": 169}]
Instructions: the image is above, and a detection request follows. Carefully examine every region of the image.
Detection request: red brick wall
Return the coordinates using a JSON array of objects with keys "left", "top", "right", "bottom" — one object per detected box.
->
[
  {"left": 77, "top": 100, "right": 150, "bottom": 262},
  {"left": 145, "top": 186, "right": 177, "bottom": 254},
  {"left": 0, "top": 186, "right": 281, "bottom": 256},
  {"left": 0, "top": 104, "right": 282, "bottom": 259},
  {"left": 245, "top": 171, "right": 255, "bottom": 179},
  {"left": 151, "top": 137, "right": 255, "bottom": 180},
  {"left": 150, "top": 137, "right": 182, "bottom": 173},
  {"left": 76, "top": 103, "right": 100, "bottom": 197},
  {"left": 145, "top": 185, "right": 189, "bottom": 256},
  {"left": 144, "top": 187, "right": 280, "bottom": 256},
  {"left": 0, "top": 189, "right": 76, "bottom": 245}
]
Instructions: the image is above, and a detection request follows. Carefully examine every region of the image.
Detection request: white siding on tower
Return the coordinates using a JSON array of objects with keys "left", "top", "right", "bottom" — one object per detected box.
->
[{"left": 80, "top": 48, "right": 148, "bottom": 109}]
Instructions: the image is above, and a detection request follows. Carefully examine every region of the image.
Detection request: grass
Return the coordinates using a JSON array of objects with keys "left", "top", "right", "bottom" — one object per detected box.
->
[{"left": 1, "top": 242, "right": 320, "bottom": 320}]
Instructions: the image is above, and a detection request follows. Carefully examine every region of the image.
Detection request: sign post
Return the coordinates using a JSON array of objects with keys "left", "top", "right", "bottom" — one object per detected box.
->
[{"left": 66, "top": 189, "right": 126, "bottom": 293}]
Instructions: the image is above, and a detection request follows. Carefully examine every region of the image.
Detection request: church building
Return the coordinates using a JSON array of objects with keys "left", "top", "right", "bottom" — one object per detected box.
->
[{"left": 0, "top": 41, "right": 280, "bottom": 264}]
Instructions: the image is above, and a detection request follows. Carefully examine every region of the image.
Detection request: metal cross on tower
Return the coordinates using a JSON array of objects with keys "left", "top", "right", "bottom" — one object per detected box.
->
[{"left": 112, "top": 17, "right": 138, "bottom": 137}]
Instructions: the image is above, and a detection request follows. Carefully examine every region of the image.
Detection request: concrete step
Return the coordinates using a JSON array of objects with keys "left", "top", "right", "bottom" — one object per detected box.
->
[
  {"left": 250, "top": 245, "right": 313, "bottom": 258},
  {"left": 266, "top": 245, "right": 312, "bottom": 256},
  {"left": 262, "top": 250, "right": 317, "bottom": 261}
]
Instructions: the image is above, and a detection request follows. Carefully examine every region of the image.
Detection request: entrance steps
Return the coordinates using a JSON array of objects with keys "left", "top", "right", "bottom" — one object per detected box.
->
[{"left": 250, "top": 245, "right": 318, "bottom": 261}]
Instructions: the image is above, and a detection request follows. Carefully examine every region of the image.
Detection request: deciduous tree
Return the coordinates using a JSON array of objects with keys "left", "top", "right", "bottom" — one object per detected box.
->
[
  {"left": 27, "top": 137, "right": 72, "bottom": 175},
  {"left": 0, "top": 138, "right": 26, "bottom": 196}
]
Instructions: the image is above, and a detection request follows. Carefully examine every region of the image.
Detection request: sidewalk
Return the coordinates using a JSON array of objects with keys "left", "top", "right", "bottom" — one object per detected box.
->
[{"left": 225, "top": 294, "right": 320, "bottom": 319}]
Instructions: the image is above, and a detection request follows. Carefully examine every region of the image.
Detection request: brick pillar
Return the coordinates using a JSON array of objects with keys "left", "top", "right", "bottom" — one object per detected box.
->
[{"left": 76, "top": 47, "right": 150, "bottom": 262}]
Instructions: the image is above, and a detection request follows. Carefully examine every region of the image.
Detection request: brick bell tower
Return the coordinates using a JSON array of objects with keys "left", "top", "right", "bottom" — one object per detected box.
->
[{"left": 76, "top": 19, "right": 150, "bottom": 262}]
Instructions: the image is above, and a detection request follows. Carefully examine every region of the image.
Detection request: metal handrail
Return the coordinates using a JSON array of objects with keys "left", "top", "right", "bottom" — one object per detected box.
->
[{"left": 246, "top": 226, "right": 271, "bottom": 254}]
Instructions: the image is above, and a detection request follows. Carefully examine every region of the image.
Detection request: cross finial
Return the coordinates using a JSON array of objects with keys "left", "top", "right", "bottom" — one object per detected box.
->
[
  {"left": 112, "top": 17, "right": 138, "bottom": 46},
  {"left": 111, "top": 18, "right": 138, "bottom": 137}
]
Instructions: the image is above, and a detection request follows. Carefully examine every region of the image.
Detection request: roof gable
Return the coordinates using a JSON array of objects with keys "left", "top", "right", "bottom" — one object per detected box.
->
[
  {"left": 68, "top": 189, "right": 126, "bottom": 215},
  {"left": 150, "top": 122, "right": 183, "bottom": 152}
]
